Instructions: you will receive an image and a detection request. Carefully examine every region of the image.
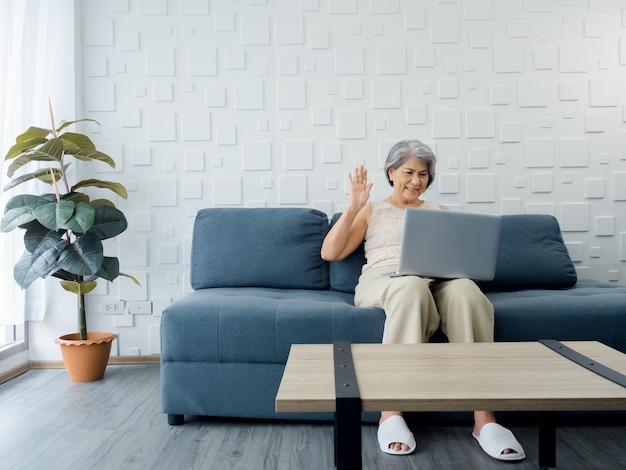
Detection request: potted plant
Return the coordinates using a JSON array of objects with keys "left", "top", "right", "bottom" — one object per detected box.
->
[{"left": 0, "top": 102, "right": 138, "bottom": 382}]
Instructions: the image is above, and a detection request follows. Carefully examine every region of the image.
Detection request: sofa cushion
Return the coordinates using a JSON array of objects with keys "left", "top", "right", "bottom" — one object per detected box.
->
[
  {"left": 161, "top": 287, "right": 386, "bottom": 364},
  {"left": 190, "top": 208, "right": 329, "bottom": 290},
  {"left": 488, "top": 280, "right": 626, "bottom": 353},
  {"left": 478, "top": 214, "right": 577, "bottom": 291}
]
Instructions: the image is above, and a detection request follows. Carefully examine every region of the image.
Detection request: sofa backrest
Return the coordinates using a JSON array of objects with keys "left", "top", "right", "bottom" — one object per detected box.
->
[
  {"left": 328, "top": 212, "right": 577, "bottom": 293},
  {"left": 190, "top": 208, "right": 330, "bottom": 290}
]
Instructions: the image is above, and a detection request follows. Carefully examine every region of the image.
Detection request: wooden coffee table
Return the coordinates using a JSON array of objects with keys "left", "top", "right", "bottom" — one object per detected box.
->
[{"left": 276, "top": 341, "right": 626, "bottom": 470}]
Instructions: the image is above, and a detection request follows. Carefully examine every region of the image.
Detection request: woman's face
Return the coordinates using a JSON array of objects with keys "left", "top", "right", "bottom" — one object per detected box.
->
[{"left": 388, "top": 157, "right": 430, "bottom": 202}]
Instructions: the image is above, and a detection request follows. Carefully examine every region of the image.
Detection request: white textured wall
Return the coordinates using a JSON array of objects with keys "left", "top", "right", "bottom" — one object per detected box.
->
[{"left": 33, "top": 0, "right": 626, "bottom": 358}]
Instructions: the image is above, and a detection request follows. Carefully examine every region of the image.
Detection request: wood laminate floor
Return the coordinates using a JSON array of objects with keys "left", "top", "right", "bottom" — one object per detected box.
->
[{"left": 1, "top": 364, "right": 626, "bottom": 469}]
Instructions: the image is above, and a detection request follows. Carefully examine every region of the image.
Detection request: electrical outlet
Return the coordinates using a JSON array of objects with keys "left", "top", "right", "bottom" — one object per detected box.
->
[
  {"left": 128, "top": 300, "right": 152, "bottom": 315},
  {"left": 103, "top": 301, "right": 124, "bottom": 314}
]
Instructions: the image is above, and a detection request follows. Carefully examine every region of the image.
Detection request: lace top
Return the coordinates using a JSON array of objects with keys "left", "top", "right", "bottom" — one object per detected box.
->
[{"left": 363, "top": 199, "right": 444, "bottom": 273}]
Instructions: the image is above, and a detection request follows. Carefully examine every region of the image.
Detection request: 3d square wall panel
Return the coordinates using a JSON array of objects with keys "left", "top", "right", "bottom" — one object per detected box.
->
[{"left": 430, "top": 15, "right": 460, "bottom": 43}]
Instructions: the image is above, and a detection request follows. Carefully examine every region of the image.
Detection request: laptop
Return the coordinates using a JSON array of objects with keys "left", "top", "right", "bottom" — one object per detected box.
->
[{"left": 390, "top": 208, "right": 502, "bottom": 281}]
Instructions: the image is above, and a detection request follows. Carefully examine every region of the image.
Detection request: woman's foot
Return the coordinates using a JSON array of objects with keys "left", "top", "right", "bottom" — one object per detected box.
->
[
  {"left": 378, "top": 411, "right": 416, "bottom": 454},
  {"left": 473, "top": 411, "right": 525, "bottom": 460}
]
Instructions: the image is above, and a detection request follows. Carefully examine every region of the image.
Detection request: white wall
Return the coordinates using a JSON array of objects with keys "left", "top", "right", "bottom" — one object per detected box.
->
[{"left": 30, "top": 0, "right": 626, "bottom": 359}]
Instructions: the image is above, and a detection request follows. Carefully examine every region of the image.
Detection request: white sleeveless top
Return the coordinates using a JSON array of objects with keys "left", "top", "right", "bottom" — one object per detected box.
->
[{"left": 363, "top": 199, "right": 444, "bottom": 273}]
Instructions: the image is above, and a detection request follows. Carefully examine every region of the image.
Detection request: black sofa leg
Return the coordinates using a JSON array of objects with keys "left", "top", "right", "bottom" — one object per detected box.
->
[{"left": 168, "top": 414, "right": 184, "bottom": 426}]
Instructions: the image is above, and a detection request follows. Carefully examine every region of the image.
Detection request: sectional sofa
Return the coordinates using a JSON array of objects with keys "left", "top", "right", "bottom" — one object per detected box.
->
[{"left": 160, "top": 207, "right": 626, "bottom": 425}]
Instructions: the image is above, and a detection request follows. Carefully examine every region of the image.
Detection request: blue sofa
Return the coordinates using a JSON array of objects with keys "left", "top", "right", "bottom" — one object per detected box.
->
[{"left": 160, "top": 208, "right": 626, "bottom": 425}]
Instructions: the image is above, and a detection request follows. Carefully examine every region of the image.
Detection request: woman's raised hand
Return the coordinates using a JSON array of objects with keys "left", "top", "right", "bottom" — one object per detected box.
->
[{"left": 348, "top": 165, "right": 373, "bottom": 209}]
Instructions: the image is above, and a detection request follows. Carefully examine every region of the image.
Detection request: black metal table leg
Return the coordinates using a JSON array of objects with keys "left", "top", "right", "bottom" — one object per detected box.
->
[
  {"left": 333, "top": 341, "right": 362, "bottom": 470},
  {"left": 538, "top": 411, "right": 557, "bottom": 470}
]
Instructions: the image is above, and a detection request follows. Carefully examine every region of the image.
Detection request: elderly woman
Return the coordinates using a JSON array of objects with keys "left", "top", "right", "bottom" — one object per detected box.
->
[{"left": 321, "top": 139, "right": 525, "bottom": 461}]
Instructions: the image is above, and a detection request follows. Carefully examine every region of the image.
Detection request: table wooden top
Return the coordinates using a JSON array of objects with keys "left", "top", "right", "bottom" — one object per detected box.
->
[{"left": 275, "top": 341, "right": 626, "bottom": 413}]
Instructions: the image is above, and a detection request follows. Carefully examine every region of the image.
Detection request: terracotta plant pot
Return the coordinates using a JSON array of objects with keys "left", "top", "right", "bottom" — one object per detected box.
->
[{"left": 55, "top": 332, "right": 117, "bottom": 382}]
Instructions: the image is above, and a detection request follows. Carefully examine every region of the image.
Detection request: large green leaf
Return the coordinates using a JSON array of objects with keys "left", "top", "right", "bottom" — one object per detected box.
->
[
  {"left": 64, "top": 148, "right": 116, "bottom": 168},
  {"left": 24, "top": 224, "right": 62, "bottom": 253},
  {"left": 64, "top": 202, "right": 95, "bottom": 234},
  {"left": 89, "top": 198, "right": 116, "bottom": 208},
  {"left": 16, "top": 126, "right": 51, "bottom": 142},
  {"left": 4, "top": 127, "right": 51, "bottom": 160},
  {"left": 2, "top": 167, "right": 65, "bottom": 192},
  {"left": 59, "top": 131, "right": 96, "bottom": 150},
  {"left": 3, "top": 194, "right": 46, "bottom": 213},
  {"left": 1, "top": 205, "right": 38, "bottom": 232},
  {"left": 94, "top": 256, "right": 120, "bottom": 281},
  {"left": 13, "top": 238, "right": 65, "bottom": 289},
  {"left": 6, "top": 149, "right": 62, "bottom": 177},
  {"left": 71, "top": 179, "right": 128, "bottom": 199},
  {"left": 4, "top": 138, "right": 49, "bottom": 161},
  {"left": 56, "top": 232, "right": 103, "bottom": 276},
  {"left": 37, "top": 138, "right": 64, "bottom": 162},
  {"left": 87, "top": 205, "right": 127, "bottom": 240},
  {"left": 33, "top": 200, "right": 75, "bottom": 231}
]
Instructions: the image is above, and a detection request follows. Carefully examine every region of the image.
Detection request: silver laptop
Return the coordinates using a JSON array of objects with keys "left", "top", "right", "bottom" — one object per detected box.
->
[{"left": 391, "top": 208, "right": 501, "bottom": 281}]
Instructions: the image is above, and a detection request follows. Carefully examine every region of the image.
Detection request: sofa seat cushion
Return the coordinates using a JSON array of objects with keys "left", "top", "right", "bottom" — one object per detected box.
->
[
  {"left": 489, "top": 280, "right": 626, "bottom": 353},
  {"left": 161, "top": 287, "right": 385, "bottom": 365}
]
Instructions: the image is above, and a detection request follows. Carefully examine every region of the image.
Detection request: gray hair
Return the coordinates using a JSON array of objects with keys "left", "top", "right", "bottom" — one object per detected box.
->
[{"left": 384, "top": 139, "right": 437, "bottom": 188}]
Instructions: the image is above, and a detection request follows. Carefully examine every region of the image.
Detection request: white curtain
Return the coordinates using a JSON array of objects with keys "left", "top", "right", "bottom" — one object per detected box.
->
[{"left": 0, "top": 0, "right": 76, "bottom": 325}]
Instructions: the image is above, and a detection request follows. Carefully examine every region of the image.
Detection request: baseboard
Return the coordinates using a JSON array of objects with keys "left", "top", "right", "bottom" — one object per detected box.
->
[
  {"left": 30, "top": 355, "right": 161, "bottom": 369},
  {"left": 0, "top": 362, "right": 31, "bottom": 384},
  {"left": 109, "top": 355, "right": 161, "bottom": 365}
]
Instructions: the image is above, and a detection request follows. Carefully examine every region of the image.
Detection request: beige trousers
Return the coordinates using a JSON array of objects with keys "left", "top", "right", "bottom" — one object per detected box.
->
[{"left": 354, "top": 266, "right": 494, "bottom": 344}]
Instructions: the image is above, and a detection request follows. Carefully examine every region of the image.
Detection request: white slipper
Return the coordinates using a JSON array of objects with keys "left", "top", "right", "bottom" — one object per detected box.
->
[
  {"left": 377, "top": 415, "right": 417, "bottom": 455},
  {"left": 472, "top": 422, "right": 526, "bottom": 461}
]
